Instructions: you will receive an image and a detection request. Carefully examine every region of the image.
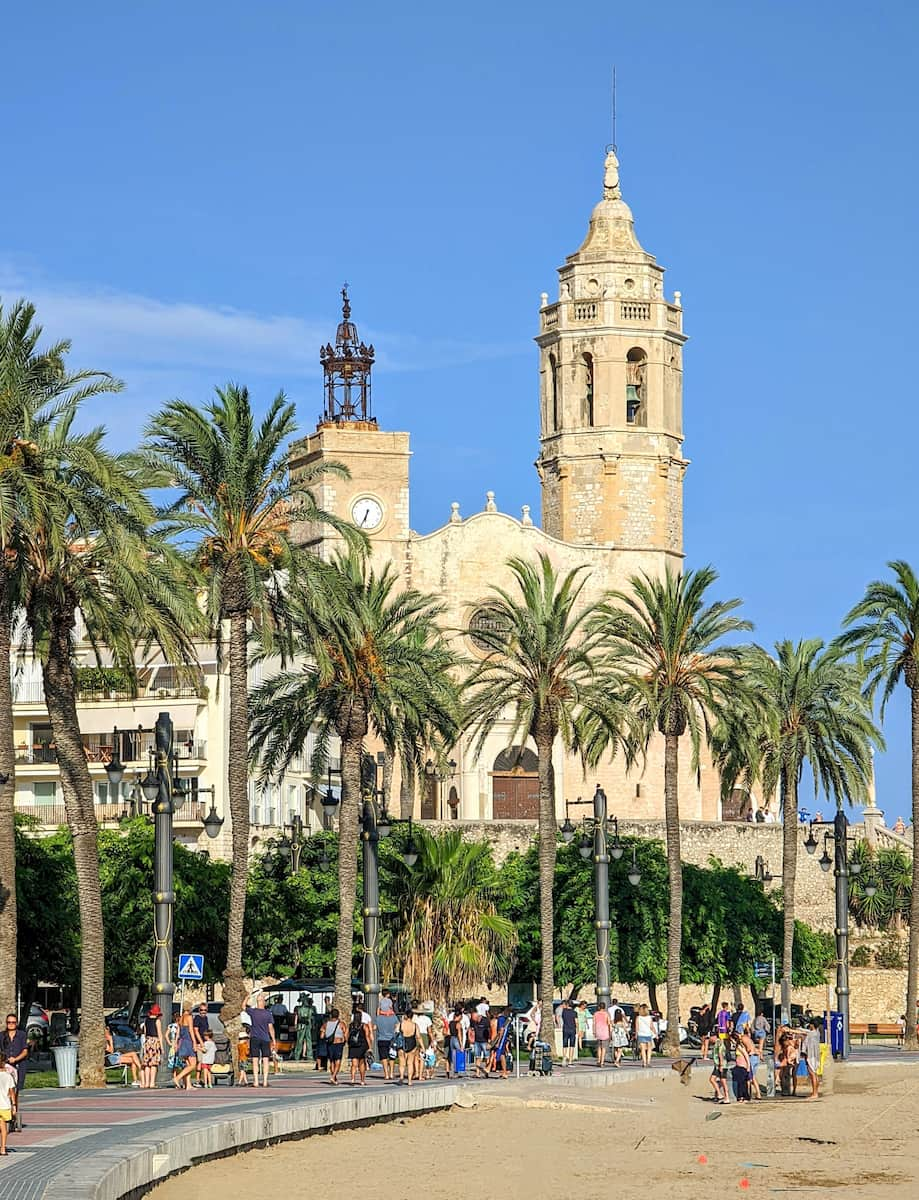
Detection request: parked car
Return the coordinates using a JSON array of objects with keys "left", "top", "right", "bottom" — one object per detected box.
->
[
  {"left": 108, "top": 1022, "right": 142, "bottom": 1054},
  {"left": 26, "top": 1002, "right": 50, "bottom": 1034}
]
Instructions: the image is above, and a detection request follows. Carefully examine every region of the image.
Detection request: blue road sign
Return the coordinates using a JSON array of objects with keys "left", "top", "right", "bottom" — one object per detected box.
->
[{"left": 177, "top": 953, "right": 204, "bottom": 980}]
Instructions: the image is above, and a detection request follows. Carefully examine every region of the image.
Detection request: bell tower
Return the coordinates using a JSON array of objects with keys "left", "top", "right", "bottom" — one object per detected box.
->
[
  {"left": 290, "top": 287, "right": 410, "bottom": 564},
  {"left": 535, "top": 148, "right": 688, "bottom": 554}
]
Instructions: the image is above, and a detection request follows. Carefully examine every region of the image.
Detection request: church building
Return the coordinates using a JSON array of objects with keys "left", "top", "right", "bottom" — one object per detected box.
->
[{"left": 291, "top": 147, "right": 722, "bottom": 824}]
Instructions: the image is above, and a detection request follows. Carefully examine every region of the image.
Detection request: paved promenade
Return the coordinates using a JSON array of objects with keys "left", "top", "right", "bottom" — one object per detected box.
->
[{"left": 0, "top": 1058, "right": 666, "bottom": 1200}]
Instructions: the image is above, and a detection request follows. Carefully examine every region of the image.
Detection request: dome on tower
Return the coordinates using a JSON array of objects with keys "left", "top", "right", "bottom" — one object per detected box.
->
[{"left": 573, "top": 148, "right": 652, "bottom": 262}]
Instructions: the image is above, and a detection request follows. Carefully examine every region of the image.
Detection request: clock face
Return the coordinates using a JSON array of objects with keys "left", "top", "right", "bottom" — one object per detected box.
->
[{"left": 351, "top": 496, "right": 384, "bottom": 531}]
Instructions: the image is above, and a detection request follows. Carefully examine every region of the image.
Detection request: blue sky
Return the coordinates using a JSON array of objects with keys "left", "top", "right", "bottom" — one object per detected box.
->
[{"left": 3, "top": 1, "right": 917, "bottom": 818}]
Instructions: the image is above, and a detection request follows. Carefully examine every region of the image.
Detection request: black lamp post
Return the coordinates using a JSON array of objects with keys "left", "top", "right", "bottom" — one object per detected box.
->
[
  {"left": 424, "top": 756, "right": 457, "bottom": 820},
  {"left": 560, "top": 785, "right": 638, "bottom": 1007},
  {"left": 803, "top": 809, "right": 857, "bottom": 1059},
  {"left": 105, "top": 716, "right": 222, "bottom": 1083},
  {"left": 279, "top": 812, "right": 309, "bottom": 874}
]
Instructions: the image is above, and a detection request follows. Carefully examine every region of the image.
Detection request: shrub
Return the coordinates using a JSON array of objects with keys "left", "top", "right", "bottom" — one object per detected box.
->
[
  {"left": 874, "top": 937, "right": 905, "bottom": 969},
  {"left": 851, "top": 945, "right": 873, "bottom": 967}
]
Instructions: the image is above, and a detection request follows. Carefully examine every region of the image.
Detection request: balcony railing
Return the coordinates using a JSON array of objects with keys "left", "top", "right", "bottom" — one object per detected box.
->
[
  {"left": 15, "top": 737, "right": 207, "bottom": 766},
  {"left": 16, "top": 800, "right": 208, "bottom": 828},
  {"left": 12, "top": 679, "right": 205, "bottom": 706}
]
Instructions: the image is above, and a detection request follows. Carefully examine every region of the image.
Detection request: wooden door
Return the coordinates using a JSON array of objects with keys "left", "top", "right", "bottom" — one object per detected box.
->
[{"left": 492, "top": 774, "right": 539, "bottom": 819}]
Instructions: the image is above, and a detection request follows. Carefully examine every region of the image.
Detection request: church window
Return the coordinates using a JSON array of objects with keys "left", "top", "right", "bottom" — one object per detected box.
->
[
  {"left": 583, "top": 353, "right": 594, "bottom": 427},
  {"left": 626, "top": 347, "right": 647, "bottom": 426},
  {"left": 549, "top": 353, "right": 559, "bottom": 431}
]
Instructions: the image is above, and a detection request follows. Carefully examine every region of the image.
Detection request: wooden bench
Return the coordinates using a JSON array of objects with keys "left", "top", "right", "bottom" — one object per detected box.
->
[{"left": 849, "top": 1022, "right": 902, "bottom": 1044}]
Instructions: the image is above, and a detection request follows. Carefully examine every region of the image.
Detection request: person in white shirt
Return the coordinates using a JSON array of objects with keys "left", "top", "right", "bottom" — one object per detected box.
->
[
  {"left": 0, "top": 1055, "right": 14, "bottom": 1155},
  {"left": 635, "top": 1004, "right": 656, "bottom": 1068},
  {"left": 475, "top": 999, "right": 489, "bottom": 1018},
  {"left": 414, "top": 1010, "right": 433, "bottom": 1048}
]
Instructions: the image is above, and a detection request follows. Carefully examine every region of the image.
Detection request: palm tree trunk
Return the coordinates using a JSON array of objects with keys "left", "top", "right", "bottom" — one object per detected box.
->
[
  {"left": 0, "top": 578, "right": 18, "bottom": 1020},
  {"left": 663, "top": 731, "right": 683, "bottom": 1055},
  {"left": 536, "top": 723, "right": 557, "bottom": 1036},
  {"left": 41, "top": 610, "right": 106, "bottom": 1086},
  {"left": 382, "top": 749, "right": 394, "bottom": 811},
  {"left": 905, "top": 687, "right": 919, "bottom": 1051},
  {"left": 399, "top": 754, "right": 415, "bottom": 820},
  {"left": 781, "top": 767, "right": 798, "bottom": 1025},
  {"left": 334, "top": 727, "right": 364, "bottom": 1016},
  {"left": 221, "top": 610, "right": 250, "bottom": 1028}
]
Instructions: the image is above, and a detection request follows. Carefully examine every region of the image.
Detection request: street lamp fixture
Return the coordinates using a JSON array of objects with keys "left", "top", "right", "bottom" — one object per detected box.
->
[
  {"left": 278, "top": 812, "right": 309, "bottom": 873},
  {"left": 424, "top": 755, "right": 458, "bottom": 819},
  {"left": 803, "top": 826, "right": 819, "bottom": 855},
  {"left": 559, "top": 815, "right": 576, "bottom": 844},
  {"left": 627, "top": 846, "right": 642, "bottom": 888},
  {"left": 103, "top": 726, "right": 126, "bottom": 787}
]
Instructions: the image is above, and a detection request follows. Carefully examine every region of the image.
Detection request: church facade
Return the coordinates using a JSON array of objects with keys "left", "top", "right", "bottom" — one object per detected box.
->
[{"left": 291, "top": 148, "right": 722, "bottom": 824}]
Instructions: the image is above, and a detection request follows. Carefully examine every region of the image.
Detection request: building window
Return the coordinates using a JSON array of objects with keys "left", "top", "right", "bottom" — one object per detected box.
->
[
  {"left": 549, "top": 354, "right": 559, "bottom": 431},
  {"left": 583, "top": 353, "right": 594, "bottom": 427},
  {"left": 95, "top": 782, "right": 111, "bottom": 805},
  {"left": 626, "top": 347, "right": 647, "bottom": 426},
  {"left": 33, "top": 781, "right": 56, "bottom": 804}
]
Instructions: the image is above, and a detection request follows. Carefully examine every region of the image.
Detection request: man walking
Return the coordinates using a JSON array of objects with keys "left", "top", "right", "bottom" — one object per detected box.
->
[
  {"left": 557, "top": 1000, "right": 578, "bottom": 1067},
  {"left": 294, "top": 993, "right": 315, "bottom": 1062}
]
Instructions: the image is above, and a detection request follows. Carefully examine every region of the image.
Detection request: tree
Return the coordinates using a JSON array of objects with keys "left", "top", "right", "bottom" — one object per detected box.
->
[
  {"left": 719, "top": 640, "right": 880, "bottom": 1029},
  {"left": 18, "top": 410, "right": 198, "bottom": 1084},
  {"left": 0, "top": 299, "right": 117, "bottom": 1020},
  {"left": 591, "top": 566, "right": 749, "bottom": 1053},
  {"left": 849, "top": 841, "right": 913, "bottom": 931},
  {"left": 837, "top": 562, "right": 919, "bottom": 1048},
  {"left": 249, "top": 549, "right": 461, "bottom": 1016},
  {"left": 144, "top": 385, "right": 346, "bottom": 1027},
  {"left": 463, "top": 554, "right": 622, "bottom": 1034},
  {"left": 382, "top": 828, "right": 516, "bottom": 1004}
]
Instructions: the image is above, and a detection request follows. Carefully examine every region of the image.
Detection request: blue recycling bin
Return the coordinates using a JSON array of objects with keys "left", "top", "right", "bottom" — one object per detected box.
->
[{"left": 826, "top": 1011, "right": 844, "bottom": 1059}]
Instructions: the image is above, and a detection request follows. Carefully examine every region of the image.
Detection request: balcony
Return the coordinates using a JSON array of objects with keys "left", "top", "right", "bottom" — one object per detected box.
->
[
  {"left": 16, "top": 800, "right": 209, "bottom": 829},
  {"left": 12, "top": 672, "right": 207, "bottom": 708},
  {"left": 15, "top": 735, "right": 207, "bottom": 767}
]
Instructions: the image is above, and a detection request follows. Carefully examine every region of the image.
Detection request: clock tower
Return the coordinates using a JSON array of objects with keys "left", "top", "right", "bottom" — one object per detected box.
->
[{"left": 290, "top": 287, "right": 411, "bottom": 566}]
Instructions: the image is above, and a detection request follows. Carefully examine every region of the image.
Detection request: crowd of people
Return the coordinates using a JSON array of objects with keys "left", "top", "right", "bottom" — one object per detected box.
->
[{"left": 695, "top": 1000, "right": 825, "bottom": 1102}]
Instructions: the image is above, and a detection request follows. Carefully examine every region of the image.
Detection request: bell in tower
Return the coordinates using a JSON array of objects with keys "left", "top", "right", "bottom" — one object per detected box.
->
[{"left": 319, "top": 285, "right": 376, "bottom": 425}]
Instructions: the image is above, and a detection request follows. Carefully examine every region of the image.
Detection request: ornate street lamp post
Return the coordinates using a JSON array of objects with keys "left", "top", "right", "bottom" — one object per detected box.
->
[
  {"left": 803, "top": 809, "right": 861, "bottom": 1060},
  {"left": 560, "top": 784, "right": 638, "bottom": 1006}
]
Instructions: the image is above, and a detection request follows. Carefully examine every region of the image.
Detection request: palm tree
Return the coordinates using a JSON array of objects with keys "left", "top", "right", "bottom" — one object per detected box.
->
[
  {"left": 717, "top": 639, "right": 880, "bottom": 1032},
  {"left": 591, "top": 566, "right": 749, "bottom": 1054},
  {"left": 383, "top": 828, "right": 517, "bottom": 1004},
  {"left": 0, "top": 299, "right": 119, "bottom": 1020},
  {"left": 19, "top": 411, "right": 199, "bottom": 1085},
  {"left": 249, "top": 549, "right": 461, "bottom": 1016},
  {"left": 837, "top": 562, "right": 919, "bottom": 1047},
  {"left": 463, "top": 554, "right": 619, "bottom": 1036},
  {"left": 144, "top": 385, "right": 347, "bottom": 1025}
]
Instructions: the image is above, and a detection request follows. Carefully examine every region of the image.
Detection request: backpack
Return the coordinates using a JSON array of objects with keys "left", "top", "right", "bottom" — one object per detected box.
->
[{"left": 348, "top": 1020, "right": 365, "bottom": 1048}]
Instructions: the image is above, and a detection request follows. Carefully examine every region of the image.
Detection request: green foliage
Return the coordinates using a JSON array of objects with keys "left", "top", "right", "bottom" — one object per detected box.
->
[
  {"left": 791, "top": 921, "right": 835, "bottom": 984},
  {"left": 849, "top": 841, "right": 912, "bottom": 930},
  {"left": 875, "top": 935, "right": 905, "bottom": 969},
  {"left": 74, "top": 665, "right": 133, "bottom": 694},
  {"left": 15, "top": 820, "right": 79, "bottom": 991},
  {"left": 851, "top": 944, "right": 873, "bottom": 967}
]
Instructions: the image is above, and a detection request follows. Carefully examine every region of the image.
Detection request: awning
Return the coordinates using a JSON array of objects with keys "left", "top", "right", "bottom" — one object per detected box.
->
[{"left": 76, "top": 703, "right": 201, "bottom": 735}]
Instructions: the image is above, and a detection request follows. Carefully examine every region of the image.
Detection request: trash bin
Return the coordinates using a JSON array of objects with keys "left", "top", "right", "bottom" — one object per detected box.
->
[
  {"left": 826, "top": 1011, "right": 844, "bottom": 1059},
  {"left": 52, "top": 1043, "right": 78, "bottom": 1087}
]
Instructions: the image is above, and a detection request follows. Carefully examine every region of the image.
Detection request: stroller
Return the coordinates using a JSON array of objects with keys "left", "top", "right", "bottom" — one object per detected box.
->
[
  {"left": 528, "top": 1039, "right": 553, "bottom": 1076},
  {"left": 210, "top": 1033, "right": 234, "bottom": 1086}
]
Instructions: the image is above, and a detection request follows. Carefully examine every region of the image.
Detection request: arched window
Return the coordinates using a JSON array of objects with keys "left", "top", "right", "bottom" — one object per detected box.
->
[
  {"left": 549, "top": 354, "right": 559, "bottom": 431},
  {"left": 626, "top": 347, "right": 647, "bottom": 426},
  {"left": 583, "top": 353, "right": 594, "bottom": 427}
]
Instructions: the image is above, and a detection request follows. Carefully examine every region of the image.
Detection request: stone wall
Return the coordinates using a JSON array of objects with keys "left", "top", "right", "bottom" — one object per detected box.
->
[{"left": 430, "top": 817, "right": 836, "bottom": 931}]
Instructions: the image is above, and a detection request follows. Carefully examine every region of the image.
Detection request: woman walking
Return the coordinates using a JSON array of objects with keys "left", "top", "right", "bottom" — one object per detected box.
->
[
  {"left": 172, "top": 1003, "right": 198, "bottom": 1090},
  {"left": 611, "top": 1006, "right": 629, "bottom": 1068},
  {"left": 593, "top": 1001, "right": 611, "bottom": 1068},
  {"left": 140, "top": 1004, "right": 164, "bottom": 1089},
  {"left": 489, "top": 1007, "right": 513, "bottom": 1079},
  {"left": 321, "top": 1008, "right": 345, "bottom": 1085},
  {"left": 347, "top": 1007, "right": 370, "bottom": 1086},
  {"left": 635, "top": 1004, "right": 655, "bottom": 1068},
  {"left": 731, "top": 1033, "right": 752, "bottom": 1103},
  {"left": 397, "top": 1008, "right": 419, "bottom": 1086}
]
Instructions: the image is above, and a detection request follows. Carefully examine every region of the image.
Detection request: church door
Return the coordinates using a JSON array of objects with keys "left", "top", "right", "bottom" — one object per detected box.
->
[{"left": 491, "top": 745, "right": 540, "bottom": 819}]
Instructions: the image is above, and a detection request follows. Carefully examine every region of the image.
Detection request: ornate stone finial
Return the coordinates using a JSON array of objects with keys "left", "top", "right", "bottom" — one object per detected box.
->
[
  {"left": 521, "top": 504, "right": 533, "bottom": 526},
  {"left": 673, "top": 290, "right": 682, "bottom": 308},
  {"left": 603, "top": 147, "right": 621, "bottom": 200},
  {"left": 450, "top": 501, "right": 461, "bottom": 523},
  {"left": 485, "top": 490, "right": 497, "bottom": 512},
  {"left": 540, "top": 291, "right": 549, "bottom": 308}
]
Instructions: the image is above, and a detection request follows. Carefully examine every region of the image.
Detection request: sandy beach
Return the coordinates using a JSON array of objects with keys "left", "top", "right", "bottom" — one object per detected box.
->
[{"left": 152, "top": 1064, "right": 919, "bottom": 1199}]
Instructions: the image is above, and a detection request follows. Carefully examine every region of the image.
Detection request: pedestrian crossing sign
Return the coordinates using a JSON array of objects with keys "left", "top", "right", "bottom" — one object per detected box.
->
[{"left": 177, "top": 953, "right": 204, "bottom": 980}]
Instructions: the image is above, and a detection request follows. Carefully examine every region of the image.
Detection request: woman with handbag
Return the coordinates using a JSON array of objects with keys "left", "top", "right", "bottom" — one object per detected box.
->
[
  {"left": 347, "top": 1008, "right": 370, "bottom": 1086},
  {"left": 321, "top": 1008, "right": 346, "bottom": 1085}
]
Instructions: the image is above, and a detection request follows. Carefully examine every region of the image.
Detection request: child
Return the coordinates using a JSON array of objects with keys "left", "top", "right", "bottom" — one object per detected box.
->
[
  {"left": 0, "top": 1053, "right": 14, "bottom": 1155},
  {"left": 196, "top": 1030, "right": 217, "bottom": 1088},
  {"left": 423, "top": 1044, "right": 437, "bottom": 1080},
  {"left": 237, "top": 1026, "right": 251, "bottom": 1086}
]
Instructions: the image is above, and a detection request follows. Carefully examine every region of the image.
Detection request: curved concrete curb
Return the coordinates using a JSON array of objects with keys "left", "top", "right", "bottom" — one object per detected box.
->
[{"left": 43, "top": 1084, "right": 460, "bottom": 1200}]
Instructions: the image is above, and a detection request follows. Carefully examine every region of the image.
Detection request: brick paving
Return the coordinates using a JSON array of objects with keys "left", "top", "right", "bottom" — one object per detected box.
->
[{"left": 0, "top": 1056, "right": 664, "bottom": 1198}]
